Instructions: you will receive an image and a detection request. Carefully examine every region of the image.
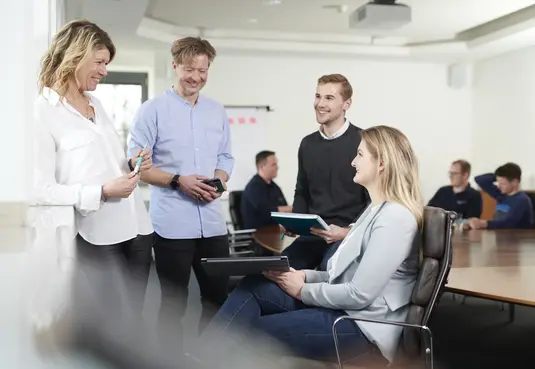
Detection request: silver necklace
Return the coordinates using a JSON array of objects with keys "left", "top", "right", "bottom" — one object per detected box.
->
[
  {"left": 86, "top": 102, "right": 95, "bottom": 123},
  {"left": 68, "top": 94, "right": 94, "bottom": 123}
]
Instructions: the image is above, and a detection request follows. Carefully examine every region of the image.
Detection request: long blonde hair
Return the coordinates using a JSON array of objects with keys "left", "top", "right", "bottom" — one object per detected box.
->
[
  {"left": 38, "top": 19, "right": 115, "bottom": 96},
  {"left": 361, "top": 125, "right": 424, "bottom": 228}
]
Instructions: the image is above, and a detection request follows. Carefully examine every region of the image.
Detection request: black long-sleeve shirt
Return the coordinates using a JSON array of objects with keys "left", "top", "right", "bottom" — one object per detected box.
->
[
  {"left": 241, "top": 174, "right": 288, "bottom": 229},
  {"left": 292, "top": 124, "right": 369, "bottom": 227}
]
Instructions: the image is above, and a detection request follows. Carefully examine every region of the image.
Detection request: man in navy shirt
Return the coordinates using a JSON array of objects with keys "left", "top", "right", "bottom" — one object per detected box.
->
[
  {"left": 468, "top": 162, "right": 533, "bottom": 229},
  {"left": 428, "top": 159, "right": 482, "bottom": 219},
  {"left": 241, "top": 151, "right": 291, "bottom": 230}
]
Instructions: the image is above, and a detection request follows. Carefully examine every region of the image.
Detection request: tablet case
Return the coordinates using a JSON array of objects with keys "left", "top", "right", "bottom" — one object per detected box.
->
[{"left": 201, "top": 256, "right": 290, "bottom": 276}]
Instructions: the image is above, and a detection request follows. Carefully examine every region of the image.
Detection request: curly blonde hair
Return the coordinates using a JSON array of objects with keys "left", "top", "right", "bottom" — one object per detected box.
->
[{"left": 38, "top": 19, "right": 115, "bottom": 96}]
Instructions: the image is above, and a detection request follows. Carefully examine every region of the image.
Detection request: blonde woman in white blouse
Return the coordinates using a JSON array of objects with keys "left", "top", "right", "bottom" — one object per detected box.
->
[{"left": 33, "top": 20, "right": 154, "bottom": 322}]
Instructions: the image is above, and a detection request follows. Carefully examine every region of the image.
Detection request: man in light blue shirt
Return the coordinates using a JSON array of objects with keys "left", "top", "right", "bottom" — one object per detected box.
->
[{"left": 128, "top": 36, "right": 234, "bottom": 348}]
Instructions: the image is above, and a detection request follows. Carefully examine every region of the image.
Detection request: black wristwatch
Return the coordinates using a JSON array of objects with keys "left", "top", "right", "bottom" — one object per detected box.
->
[{"left": 170, "top": 174, "right": 180, "bottom": 190}]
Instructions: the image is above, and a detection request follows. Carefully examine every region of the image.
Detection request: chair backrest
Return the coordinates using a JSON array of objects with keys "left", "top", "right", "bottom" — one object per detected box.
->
[
  {"left": 524, "top": 191, "right": 535, "bottom": 228},
  {"left": 229, "top": 191, "right": 245, "bottom": 230},
  {"left": 400, "top": 206, "right": 456, "bottom": 357}
]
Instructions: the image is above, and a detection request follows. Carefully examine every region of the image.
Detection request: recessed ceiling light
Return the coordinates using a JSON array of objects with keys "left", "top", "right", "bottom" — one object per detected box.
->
[
  {"left": 261, "top": 0, "right": 283, "bottom": 5},
  {"left": 248, "top": 18, "right": 259, "bottom": 24}
]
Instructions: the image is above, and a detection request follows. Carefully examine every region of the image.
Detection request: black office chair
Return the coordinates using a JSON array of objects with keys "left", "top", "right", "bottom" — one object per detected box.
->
[
  {"left": 229, "top": 191, "right": 246, "bottom": 230},
  {"left": 332, "top": 206, "right": 456, "bottom": 369},
  {"left": 227, "top": 191, "right": 256, "bottom": 257},
  {"left": 524, "top": 191, "right": 535, "bottom": 228},
  {"left": 225, "top": 191, "right": 257, "bottom": 290}
]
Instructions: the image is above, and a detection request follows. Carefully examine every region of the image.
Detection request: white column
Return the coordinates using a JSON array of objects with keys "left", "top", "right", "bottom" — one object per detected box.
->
[
  {"left": 49, "top": 0, "right": 66, "bottom": 39},
  {"left": 0, "top": 0, "right": 64, "bottom": 226}
]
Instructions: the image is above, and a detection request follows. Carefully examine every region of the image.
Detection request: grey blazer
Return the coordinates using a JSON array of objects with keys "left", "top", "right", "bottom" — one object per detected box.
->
[{"left": 301, "top": 201, "right": 420, "bottom": 363}]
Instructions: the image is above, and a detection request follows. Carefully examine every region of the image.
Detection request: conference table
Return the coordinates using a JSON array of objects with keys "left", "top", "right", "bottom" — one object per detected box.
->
[{"left": 253, "top": 225, "right": 535, "bottom": 320}]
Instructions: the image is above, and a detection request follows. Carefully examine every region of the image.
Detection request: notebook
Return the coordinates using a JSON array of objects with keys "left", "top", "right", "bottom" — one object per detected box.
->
[{"left": 270, "top": 212, "right": 329, "bottom": 236}]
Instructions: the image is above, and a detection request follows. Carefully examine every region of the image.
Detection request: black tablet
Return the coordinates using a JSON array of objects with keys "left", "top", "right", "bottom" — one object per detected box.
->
[{"left": 200, "top": 256, "right": 290, "bottom": 276}]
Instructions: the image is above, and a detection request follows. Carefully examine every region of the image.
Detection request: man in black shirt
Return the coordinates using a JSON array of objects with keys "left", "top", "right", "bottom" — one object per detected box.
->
[
  {"left": 428, "top": 159, "right": 482, "bottom": 219},
  {"left": 281, "top": 74, "right": 369, "bottom": 270},
  {"left": 241, "top": 150, "right": 292, "bottom": 229}
]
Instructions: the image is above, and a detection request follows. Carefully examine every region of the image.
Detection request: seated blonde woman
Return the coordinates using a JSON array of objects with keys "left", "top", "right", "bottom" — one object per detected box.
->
[{"left": 197, "top": 125, "right": 424, "bottom": 366}]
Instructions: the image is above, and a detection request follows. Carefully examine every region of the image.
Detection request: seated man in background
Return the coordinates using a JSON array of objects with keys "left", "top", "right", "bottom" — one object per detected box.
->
[
  {"left": 428, "top": 159, "right": 482, "bottom": 219},
  {"left": 282, "top": 74, "right": 369, "bottom": 270},
  {"left": 467, "top": 162, "right": 533, "bottom": 229},
  {"left": 241, "top": 150, "right": 291, "bottom": 230}
]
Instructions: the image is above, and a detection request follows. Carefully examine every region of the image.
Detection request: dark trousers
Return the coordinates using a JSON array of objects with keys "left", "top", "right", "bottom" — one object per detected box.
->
[
  {"left": 70, "top": 234, "right": 162, "bottom": 369},
  {"left": 153, "top": 233, "right": 230, "bottom": 345},
  {"left": 199, "top": 275, "right": 371, "bottom": 367},
  {"left": 319, "top": 240, "right": 343, "bottom": 271},
  {"left": 281, "top": 236, "right": 332, "bottom": 270},
  {"left": 75, "top": 233, "right": 153, "bottom": 317}
]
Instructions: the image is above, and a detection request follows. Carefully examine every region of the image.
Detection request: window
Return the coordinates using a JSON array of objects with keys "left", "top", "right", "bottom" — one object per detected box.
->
[{"left": 91, "top": 71, "right": 149, "bottom": 153}]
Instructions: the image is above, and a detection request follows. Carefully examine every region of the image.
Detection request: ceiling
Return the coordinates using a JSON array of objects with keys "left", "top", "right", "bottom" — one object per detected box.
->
[
  {"left": 66, "top": 0, "right": 535, "bottom": 61},
  {"left": 148, "top": 0, "right": 535, "bottom": 43}
]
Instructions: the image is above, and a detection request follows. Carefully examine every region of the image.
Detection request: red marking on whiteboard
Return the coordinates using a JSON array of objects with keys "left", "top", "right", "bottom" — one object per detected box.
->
[
  {"left": 238, "top": 117, "right": 246, "bottom": 124},
  {"left": 229, "top": 118, "right": 234, "bottom": 124},
  {"left": 249, "top": 117, "right": 257, "bottom": 124}
]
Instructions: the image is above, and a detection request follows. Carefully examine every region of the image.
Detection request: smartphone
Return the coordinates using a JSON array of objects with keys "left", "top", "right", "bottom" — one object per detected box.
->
[{"left": 202, "top": 177, "right": 225, "bottom": 193}]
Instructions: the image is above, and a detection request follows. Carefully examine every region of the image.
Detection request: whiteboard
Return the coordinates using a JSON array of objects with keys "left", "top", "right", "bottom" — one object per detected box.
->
[{"left": 225, "top": 107, "right": 269, "bottom": 193}]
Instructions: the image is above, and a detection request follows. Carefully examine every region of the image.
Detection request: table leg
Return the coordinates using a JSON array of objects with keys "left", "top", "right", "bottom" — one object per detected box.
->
[{"left": 508, "top": 303, "right": 515, "bottom": 322}]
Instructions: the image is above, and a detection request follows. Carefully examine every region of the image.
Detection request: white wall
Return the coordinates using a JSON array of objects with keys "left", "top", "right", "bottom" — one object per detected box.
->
[
  {"left": 108, "top": 48, "right": 157, "bottom": 98},
  {"left": 200, "top": 54, "right": 473, "bottom": 203},
  {"left": 134, "top": 49, "right": 473, "bottom": 203},
  {"left": 473, "top": 47, "right": 535, "bottom": 188}
]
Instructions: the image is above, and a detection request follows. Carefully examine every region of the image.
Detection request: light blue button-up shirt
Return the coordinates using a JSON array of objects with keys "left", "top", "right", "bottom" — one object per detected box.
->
[{"left": 128, "top": 88, "right": 234, "bottom": 239}]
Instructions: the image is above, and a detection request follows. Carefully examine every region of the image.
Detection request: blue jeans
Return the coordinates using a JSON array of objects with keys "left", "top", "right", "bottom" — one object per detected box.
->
[{"left": 199, "top": 275, "right": 372, "bottom": 365}]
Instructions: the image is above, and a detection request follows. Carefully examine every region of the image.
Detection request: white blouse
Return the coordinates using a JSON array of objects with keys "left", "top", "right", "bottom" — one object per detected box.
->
[
  {"left": 328, "top": 203, "right": 381, "bottom": 280},
  {"left": 32, "top": 87, "right": 153, "bottom": 245}
]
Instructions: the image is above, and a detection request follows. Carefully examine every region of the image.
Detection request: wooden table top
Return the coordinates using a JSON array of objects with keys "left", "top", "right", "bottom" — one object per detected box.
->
[
  {"left": 253, "top": 226, "right": 535, "bottom": 306},
  {"left": 447, "top": 229, "right": 535, "bottom": 306},
  {"left": 253, "top": 225, "right": 295, "bottom": 254}
]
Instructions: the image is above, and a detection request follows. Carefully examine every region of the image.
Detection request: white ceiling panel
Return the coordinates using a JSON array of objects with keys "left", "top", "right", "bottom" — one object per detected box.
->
[{"left": 148, "top": 0, "right": 535, "bottom": 41}]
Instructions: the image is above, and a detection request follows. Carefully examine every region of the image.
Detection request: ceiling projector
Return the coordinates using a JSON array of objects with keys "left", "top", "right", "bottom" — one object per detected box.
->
[{"left": 349, "top": 0, "right": 411, "bottom": 30}]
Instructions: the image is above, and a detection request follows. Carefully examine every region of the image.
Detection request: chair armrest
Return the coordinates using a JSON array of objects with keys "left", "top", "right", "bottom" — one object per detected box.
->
[
  {"left": 229, "top": 228, "right": 256, "bottom": 235},
  {"left": 332, "top": 316, "right": 434, "bottom": 369},
  {"left": 228, "top": 229, "right": 255, "bottom": 242},
  {"left": 333, "top": 315, "right": 430, "bottom": 332},
  {"left": 228, "top": 228, "right": 256, "bottom": 257}
]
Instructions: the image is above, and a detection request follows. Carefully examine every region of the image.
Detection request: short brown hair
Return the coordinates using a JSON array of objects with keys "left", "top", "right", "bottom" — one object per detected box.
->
[
  {"left": 255, "top": 150, "right": 275, "bottom": 168},
  {"left": 171, "top": 37, "right": 216, "bottom": 66},
  {"left": 317, "top": 74, "right": 353, "bottom": 101},
  {"left": 39, "top": 19, "right": 115, "bottom": 95},
  {"left": 452, "top": 159, "right": 471, "bottom": 175}
]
